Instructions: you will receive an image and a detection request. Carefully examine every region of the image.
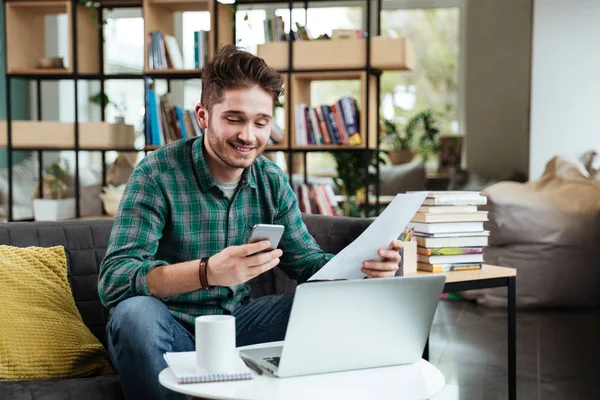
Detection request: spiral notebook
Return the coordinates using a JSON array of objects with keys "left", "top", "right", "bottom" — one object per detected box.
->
[{"left": 163, "top": 352, "right": 254, "bottom": 384}]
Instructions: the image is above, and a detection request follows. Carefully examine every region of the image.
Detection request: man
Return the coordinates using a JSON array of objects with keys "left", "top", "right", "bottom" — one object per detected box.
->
[{"left": 98, "top": 45, "right": 402, "bottom": 400}]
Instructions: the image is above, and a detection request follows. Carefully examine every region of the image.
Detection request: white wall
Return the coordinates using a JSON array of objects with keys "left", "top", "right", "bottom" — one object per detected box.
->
[
  {"left": 464, "top": 0, "right": 533, "bottom": 179},
  {"left": 529, "top": 0, "right": 600, "bottom": 179}
]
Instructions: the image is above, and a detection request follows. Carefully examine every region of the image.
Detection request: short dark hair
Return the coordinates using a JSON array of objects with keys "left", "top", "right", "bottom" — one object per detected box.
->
[{"left": 201, "top": 45, "right": 283, "bottom": 112}]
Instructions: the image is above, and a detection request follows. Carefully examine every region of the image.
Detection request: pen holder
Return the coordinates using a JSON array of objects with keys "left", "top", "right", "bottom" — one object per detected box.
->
[{"left": 398, "top": 240, "right": 417, "bottom": 276}]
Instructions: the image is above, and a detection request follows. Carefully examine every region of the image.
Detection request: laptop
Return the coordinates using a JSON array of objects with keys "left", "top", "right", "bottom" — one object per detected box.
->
[{"left": 238, "top": 274, "right": 446, "bottom": 378}]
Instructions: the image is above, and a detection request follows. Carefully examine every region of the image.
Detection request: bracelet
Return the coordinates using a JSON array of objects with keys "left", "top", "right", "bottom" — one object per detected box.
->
[{"left": 198, "top": 257, "right": 211, "bottom": 290}]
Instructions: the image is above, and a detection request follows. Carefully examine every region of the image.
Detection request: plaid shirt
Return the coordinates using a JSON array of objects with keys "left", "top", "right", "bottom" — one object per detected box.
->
[{"left": 98, "top": 136, "right": 332, "bottom": 327}]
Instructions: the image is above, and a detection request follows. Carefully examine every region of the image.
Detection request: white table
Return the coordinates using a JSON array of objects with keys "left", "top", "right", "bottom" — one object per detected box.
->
[{"left": 159, "top": 343, "right": 445, "bottom": 400}]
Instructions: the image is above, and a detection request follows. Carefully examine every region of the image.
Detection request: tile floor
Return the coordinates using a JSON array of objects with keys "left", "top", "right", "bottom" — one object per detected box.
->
[{"left": 428, "top": 300, "right": 600, "bottom": 400}]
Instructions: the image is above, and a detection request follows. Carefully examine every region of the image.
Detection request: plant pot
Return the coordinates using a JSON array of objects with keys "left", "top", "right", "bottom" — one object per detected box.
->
[
  {"left": 389, "top": 150, "right": 416, "bottom": 165},
  {"left": 33, "top": 198, "right": 76, "bottom": 221}
]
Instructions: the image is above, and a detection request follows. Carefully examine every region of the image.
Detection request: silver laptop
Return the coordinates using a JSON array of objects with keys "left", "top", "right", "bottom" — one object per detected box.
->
[{"left": 238, "top": 275, "right": 446, "bottom": 378}]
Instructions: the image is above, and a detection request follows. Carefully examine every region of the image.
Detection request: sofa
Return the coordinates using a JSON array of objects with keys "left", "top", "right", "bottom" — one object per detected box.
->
[
  {"left": 469, "top": 156, "right": 600, "bottom": 308},
  {"left": 0, "top": 214, "right": 371, "bottom": 400}
]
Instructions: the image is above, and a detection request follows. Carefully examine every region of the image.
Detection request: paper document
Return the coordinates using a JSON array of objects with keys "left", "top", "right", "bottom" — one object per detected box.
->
[{"left": 308, "top": 192, "right": 429, "bottom": 281}]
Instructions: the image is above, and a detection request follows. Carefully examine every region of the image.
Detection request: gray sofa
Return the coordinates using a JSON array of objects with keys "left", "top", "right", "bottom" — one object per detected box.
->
[{"left": 0, "top": 214, "right": 371, "bottom": 400}]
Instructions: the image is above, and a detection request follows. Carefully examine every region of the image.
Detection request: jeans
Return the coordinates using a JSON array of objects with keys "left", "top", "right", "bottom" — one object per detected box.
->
[{"left": 106, "top": 294, "right": 294, "bottom": 400}]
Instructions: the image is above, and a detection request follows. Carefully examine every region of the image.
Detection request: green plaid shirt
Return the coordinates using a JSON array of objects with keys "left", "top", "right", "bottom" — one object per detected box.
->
[{"left": 98, "top": 136, "right": 333, "bottom": 327}]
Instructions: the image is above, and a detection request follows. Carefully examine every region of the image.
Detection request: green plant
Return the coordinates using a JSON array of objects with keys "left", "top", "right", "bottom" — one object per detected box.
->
[
  {"left": 89, "top": 92, "right": 126, "bottom": 116},
  {"left": 78, "top": 1, "right": 108, "bottom": 33},
  {"left": 412, "top": 109, "right": 441, "bottom": 162},
  {"left": 381, "top": 110, "right": 441, "bottom": 161},
  {"left": 43, "top": 161, "right": 70, "bottom": 200},
  {"left": 380, "top": 118, "right": 414, "bottom": 151},
  {"left": 330, "top": 151, "right": 386, "bottom": 217}
]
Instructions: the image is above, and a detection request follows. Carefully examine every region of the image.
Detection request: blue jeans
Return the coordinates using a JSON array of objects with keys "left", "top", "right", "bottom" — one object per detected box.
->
[{"left": 106, "top": 294, "right": 294, "bottom": 400}]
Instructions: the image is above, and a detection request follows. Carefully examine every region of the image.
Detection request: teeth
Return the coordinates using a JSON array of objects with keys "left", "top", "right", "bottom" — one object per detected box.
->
[{"left": 234, "top": 146, "right": 252, "bottom": 152}]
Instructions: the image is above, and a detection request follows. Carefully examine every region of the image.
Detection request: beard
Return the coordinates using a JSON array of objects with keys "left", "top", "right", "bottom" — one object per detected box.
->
[{"left": 204, "top": 120, "right": 265, "bottom": 170}]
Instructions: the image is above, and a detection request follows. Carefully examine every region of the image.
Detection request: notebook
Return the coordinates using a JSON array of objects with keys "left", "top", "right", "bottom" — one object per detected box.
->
[{"left": 163, "top": 352, "right": 254, "bottom": 384}]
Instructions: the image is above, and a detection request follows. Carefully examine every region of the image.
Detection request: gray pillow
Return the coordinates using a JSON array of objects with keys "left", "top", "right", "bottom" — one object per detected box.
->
[{"left": 378, "top": 161, "right": 426, "bottom": 195}]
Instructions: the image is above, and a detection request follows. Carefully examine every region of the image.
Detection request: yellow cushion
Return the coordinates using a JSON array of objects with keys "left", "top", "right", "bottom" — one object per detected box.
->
[{"left": 0, "top": 245, "right": 114, "bottom": 380}]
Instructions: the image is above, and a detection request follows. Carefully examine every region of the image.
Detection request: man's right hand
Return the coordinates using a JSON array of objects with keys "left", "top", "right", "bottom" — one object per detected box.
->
[{"left": 205, "top": 240, "right": 282, "bottom": 287}]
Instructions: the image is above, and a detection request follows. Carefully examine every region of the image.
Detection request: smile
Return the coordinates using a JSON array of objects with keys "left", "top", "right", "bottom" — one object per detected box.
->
[{"left": 229, "top": 143, "right": 255, "bottom": 154}]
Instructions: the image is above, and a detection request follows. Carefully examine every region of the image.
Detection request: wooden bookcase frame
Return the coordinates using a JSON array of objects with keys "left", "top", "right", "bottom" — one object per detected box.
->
[{"left": 1, "top": 0, "right": 413, "bottom": 221}]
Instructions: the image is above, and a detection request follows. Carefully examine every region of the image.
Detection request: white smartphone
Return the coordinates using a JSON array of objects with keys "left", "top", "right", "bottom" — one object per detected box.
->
[{"left": 248, "top": 224, "right": 285, "bottom": 251}]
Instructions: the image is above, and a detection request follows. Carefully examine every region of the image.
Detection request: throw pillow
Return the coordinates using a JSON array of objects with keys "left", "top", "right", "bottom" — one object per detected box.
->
[{"left": 0, "top": 245, "right": 114, "bottom": 380}]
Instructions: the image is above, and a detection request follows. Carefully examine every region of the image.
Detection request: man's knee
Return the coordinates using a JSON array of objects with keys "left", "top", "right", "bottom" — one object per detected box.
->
[{"left": 108, "top": 296, "right": 172, "bottom": 348}]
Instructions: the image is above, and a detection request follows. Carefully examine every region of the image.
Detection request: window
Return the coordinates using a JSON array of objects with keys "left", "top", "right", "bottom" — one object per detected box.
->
[{"left": 380, "top": 2, "right": 461, "bottom": 169}]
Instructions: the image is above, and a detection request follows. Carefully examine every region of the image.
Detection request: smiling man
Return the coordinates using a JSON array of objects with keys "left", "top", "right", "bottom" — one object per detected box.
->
[{"left": 98, "top": 45, "right": 402, "bottom": 400}]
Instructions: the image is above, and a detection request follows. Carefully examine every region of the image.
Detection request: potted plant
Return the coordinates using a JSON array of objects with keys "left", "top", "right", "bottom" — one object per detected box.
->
[
  {"left": 33, "top": 161, "right": 76, "bottom": 221},
  {"left": 380, "top": 118, "right": 416, "bottom": 165},
  {"left": 380, "top": 109, "right": 441, "bottom": 164}
]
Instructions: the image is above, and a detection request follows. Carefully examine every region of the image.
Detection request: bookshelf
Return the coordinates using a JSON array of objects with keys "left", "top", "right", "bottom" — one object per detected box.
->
[
  {"left": 5, "top": 1, "right": 99, "bottom": 75},
  {"left": 1, "top": 0, "right": 414, "bottom": 221}
]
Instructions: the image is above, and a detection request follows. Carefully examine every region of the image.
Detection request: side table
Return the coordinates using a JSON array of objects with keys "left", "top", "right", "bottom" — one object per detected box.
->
[
  {"left": 159, "top": 342, "right": 446, "bottom": 400},
  {"left": 410, "top": 264, "right": 517, "bottom": 400}
]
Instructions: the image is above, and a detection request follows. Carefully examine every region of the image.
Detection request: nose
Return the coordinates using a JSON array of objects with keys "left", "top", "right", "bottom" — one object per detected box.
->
[{"left": 237, "top": 122, "right": 257, "bottom": 144}]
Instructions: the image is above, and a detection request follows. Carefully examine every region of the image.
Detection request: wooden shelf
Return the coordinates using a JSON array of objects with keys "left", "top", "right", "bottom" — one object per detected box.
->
[
  {"left": 265, "top": 143, "right": 288, "bottom": 151},
  {"left": 8, "top": 68, "right": 71, "bottom": 76},
  {"left": 0, "top": 121, "right": 135, "bottom": 149},
  {"left": 149, "top": 0, "right": 209, "bottom": 11},
  {"left": 5, "top": 1, "right": 100, "bottom": 74},
  {"left": 258, "top": 37, "right": 414, "bottom": 72}
]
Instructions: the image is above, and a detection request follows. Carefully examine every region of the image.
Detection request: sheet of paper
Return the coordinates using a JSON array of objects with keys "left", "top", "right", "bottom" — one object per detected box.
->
[{"left": 308, "top": 191, "right": 429, "bottom": 281}]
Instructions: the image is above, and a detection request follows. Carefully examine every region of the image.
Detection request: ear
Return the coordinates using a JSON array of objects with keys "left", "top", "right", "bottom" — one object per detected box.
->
[{"left": 196, "top": 104, "right": 208, "bottom": 130}]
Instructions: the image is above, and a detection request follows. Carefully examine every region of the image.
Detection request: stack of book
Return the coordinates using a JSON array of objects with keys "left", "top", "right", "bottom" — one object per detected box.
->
[{"left": 410, "top": 191, "right": 489, "bottom": 273}]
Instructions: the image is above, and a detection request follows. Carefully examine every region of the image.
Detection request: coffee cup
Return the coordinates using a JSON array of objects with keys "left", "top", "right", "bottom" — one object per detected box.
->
[{"left": 195, "top": 315, "right": 237, "bottom": 374}]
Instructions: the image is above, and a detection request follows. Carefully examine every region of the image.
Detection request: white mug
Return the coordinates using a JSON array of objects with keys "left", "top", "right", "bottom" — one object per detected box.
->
[{"left": 195, "top": 315, "right": 237, "bottom": 374}]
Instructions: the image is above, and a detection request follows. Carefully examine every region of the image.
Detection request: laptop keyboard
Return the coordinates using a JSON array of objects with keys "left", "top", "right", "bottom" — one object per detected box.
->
[{"left": 263, "top": 357, "right": 281, "bottom": 367}]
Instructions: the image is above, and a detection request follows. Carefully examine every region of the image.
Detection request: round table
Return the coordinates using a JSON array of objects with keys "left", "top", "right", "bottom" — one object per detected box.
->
[{"left": 159, "top": 358, "right": 445, "bottom": 400}]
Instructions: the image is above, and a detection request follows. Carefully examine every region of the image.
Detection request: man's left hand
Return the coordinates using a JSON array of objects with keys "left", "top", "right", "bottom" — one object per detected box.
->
[{"left": 361, "top": 240, "right": 402, "bottom": 278}]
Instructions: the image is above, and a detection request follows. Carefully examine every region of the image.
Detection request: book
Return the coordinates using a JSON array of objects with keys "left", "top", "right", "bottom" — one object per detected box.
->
[
  {"left": 163, "top": 352, "right": 253, "bottom": 384},
  {"left": 413, "top": 230, "right": 490, "bottom": 238},
  {"left": 418, "top": 205, "right": 478, "bottom": 214},
  {"left": 410, "top": 221, "right": 485, "bottom": 234},
  {"left": 411, "top": 211, "right": 488, "bottom": 223},
  {"left": 415, "top": 235, "right": 489, "bottom": 249},
  {"left": 417, "top": 262, "right": 483, "bottom": 273},
  {"left": 163, "top": 35, "right": 183, "bottom": 69},
  {"left": 417, "top": 247, "right": 484, "bottom": 256},
  {"left": 417, "top": 253, "right": 484, "bottom": 264},
  {"left": 421, "top": 196, "right": 487, "bottom": 206},
  {"left": 426, "top": 191, "right": 482, "bottom": 197}
]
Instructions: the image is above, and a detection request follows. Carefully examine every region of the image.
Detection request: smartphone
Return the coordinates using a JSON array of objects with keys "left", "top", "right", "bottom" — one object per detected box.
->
[{"left": 248, "top": 224, "right": 285, "bottom": 252}]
